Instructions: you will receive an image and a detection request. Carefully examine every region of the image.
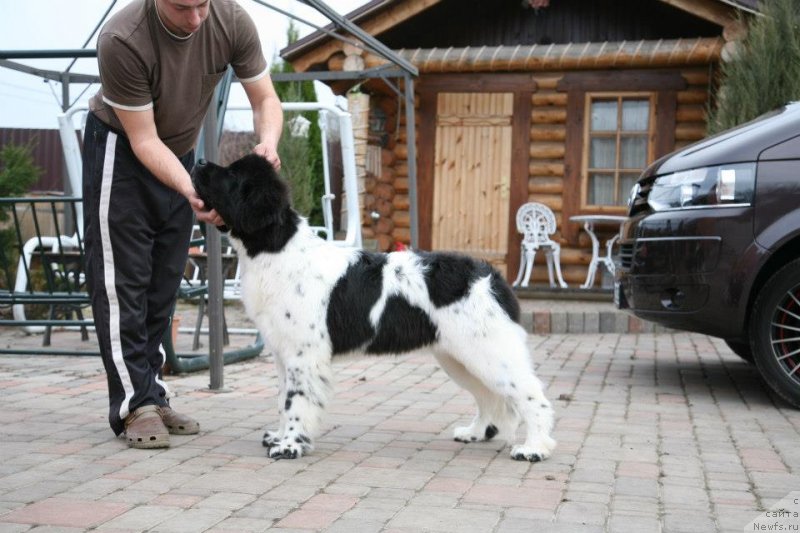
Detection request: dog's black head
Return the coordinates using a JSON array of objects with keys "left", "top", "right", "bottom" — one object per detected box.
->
[{"left": 191, "top": 154, "right": 299, "bottom": 255}]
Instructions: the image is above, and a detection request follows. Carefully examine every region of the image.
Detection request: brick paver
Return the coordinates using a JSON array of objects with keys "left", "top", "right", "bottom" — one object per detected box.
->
[{"left": 1, "top": 324, "right": 799, "bottom": 532}]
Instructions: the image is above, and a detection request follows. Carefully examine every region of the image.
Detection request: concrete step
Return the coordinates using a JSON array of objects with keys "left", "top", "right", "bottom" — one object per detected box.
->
[{"left": 514, "top": 287, "right": 673, "bottom": 335}]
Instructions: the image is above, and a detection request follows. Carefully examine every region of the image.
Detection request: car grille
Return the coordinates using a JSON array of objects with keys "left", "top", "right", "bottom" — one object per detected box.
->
[
  {"left": 619, "top": 243, "right": 634, "bottom": 270},
  {"left": 628, "top": 176, "right": 656, "bottom": 217}
]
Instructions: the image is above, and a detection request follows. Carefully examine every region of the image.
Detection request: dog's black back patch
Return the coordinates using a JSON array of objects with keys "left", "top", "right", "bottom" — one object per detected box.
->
[
  {"left": 326, "top": 251, "right": 386, "bottom": 354},
  {"left": 419, "top": 252, "right": 520, "bottom": 323},
  {"left": 327, "top": 250, "right": 518, "bottom": 355},
  {"left": 366, "top": 295, "right": 438, "bottom": 354}
]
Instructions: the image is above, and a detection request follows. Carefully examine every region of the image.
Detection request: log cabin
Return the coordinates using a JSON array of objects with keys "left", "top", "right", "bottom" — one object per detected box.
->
[{"left": 281, "top": 0, "right": 758, "bottom": 288}]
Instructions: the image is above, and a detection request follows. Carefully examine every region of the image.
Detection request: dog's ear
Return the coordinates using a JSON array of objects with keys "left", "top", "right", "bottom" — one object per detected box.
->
[{"left": 230, "top": 155, "right": 292, "bottom": 234}]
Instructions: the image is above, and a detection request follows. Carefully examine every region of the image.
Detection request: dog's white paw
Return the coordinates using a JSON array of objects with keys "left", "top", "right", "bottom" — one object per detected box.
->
[
  {"left": 454, "top": 423, "right": 499, "bottom": 443},
  {"left": 510, "top": 437, "right": 556, "bottom": 462},
  {"left": 267, "top": 435, "right": 313, "bottom": 460}
]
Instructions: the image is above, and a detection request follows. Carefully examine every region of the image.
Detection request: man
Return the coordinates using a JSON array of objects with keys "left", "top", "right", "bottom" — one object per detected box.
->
[{"left": 83, "top": 0, "right": 283, "bottom": 448}]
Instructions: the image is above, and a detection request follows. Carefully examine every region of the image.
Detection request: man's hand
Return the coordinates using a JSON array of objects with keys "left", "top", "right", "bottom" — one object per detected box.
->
[
  {"left": 252, "top": 142, "right": 281, "bottom": 169},
  {"left": 186, "top": 191, "right": 225, "bottom": 227}
]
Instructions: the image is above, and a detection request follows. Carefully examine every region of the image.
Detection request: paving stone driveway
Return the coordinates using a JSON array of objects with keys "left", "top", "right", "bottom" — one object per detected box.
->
[{"left": 1, "top": 332, "right": 798, "bottom": 532}]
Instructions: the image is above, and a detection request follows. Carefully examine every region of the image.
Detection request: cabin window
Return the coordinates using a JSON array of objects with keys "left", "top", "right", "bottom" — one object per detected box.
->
[{"left": 583, "top": 93, "right": 655, "bottom": 209}]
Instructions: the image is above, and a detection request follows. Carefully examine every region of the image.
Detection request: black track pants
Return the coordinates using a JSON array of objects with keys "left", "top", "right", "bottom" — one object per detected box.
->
[{"left": 82, "top": 112, "right": 194, "bottom": 435}]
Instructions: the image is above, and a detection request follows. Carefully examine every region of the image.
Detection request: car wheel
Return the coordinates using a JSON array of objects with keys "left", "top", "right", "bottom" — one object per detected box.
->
[
  {"left": 724, "top": 339, "right": 753, "bottom": 363},
  {"left": 750, "top": 259, "right": 800, "bottom": 408}
]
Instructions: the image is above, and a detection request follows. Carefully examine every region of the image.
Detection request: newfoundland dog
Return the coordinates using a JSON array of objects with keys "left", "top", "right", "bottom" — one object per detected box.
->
[{"left": 191, "top": 154, "right": 555, "bottom": 462}]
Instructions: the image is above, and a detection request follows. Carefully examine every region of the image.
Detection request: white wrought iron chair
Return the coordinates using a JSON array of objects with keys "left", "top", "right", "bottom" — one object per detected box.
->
[{"left": 512, "top": 202, "right": 568, "bottom": 289}]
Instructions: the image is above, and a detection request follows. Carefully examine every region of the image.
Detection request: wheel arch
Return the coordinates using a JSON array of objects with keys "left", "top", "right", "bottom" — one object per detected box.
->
[{"left": 744, "top": 234, "right": 800, "bottom": 339}]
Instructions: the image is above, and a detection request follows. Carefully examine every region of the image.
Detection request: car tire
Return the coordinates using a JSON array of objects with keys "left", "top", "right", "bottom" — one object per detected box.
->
[
  {"left": 749, "top": 259, "right": 800, "bottom": 408},
  {"left": 724, "top": 339, "right": 753, "bottom": 363}
]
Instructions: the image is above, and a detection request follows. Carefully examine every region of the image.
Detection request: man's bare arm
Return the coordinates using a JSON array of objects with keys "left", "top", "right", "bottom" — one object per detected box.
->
[
  {"left": 242, "top": 74, "right": 283, "bottom": 168},
  {"left": 113, "top": 107, "right": 223, "bottom": 226}
]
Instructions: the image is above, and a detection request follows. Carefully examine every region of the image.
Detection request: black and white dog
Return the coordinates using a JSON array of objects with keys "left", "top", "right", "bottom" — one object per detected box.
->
[{"left": 191, "top": 154, "right": 556, "bottom": 462}]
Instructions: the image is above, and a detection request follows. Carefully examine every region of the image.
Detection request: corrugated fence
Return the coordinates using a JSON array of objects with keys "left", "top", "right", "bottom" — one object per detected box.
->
[{"left": 0, "top": 128, "right": 69, "bottom": 194}]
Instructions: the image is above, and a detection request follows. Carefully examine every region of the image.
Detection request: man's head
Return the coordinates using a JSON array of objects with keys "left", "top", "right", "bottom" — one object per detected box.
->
[{"left": 155, "top": 0, "right": 210, "bottom": 36}]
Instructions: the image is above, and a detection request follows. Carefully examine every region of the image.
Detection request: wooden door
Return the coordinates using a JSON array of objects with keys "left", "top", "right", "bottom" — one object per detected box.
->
[{"left": 431, "top": 92, "right": 513, "bottom": 273}]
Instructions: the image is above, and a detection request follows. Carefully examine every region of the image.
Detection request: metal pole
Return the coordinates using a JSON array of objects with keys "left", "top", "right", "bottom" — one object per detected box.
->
[
  {"left": 0, "top": 49, "right": 98, "bottom": 59},
  {"left": 202, "top": 108, "right": 225, "bottom": 390},
  {"left": 65, "top": 0, "right": 118, "bottom": 73},
  {"left": 404, "top": 73, "right": 419, "bottom": 249}
]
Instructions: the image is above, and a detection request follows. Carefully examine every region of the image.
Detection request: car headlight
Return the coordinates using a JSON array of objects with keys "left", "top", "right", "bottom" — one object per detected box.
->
[{"left": 647, "top": 163, "right": 756, "bottom": 212}]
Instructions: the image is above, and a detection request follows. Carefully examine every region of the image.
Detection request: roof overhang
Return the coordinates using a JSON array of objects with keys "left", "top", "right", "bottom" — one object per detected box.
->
[
  {"left": 282, "top": 0, "right": 753, "bottom": 73},
  {"left": 337, "top": 37, "right": 724, "bottom": 75},
  {"left": 391, "top": 38, "right": 724, "bottom": 73}
]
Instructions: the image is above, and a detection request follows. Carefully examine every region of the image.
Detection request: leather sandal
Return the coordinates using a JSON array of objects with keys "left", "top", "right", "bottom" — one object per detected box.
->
[
  {"left": 124, "top": 405, "right": 170, "bottom": 448},
  {"left": 157, "top": 406, "right": 200, "bottom": 435}
]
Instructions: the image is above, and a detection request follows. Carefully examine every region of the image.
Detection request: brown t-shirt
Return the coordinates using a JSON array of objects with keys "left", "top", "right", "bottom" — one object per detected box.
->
[{"left": 89, "top": 0, "right": 268, "bottom": 156}]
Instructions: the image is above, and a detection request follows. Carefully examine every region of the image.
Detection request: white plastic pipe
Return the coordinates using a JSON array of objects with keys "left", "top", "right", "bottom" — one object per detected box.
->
[
  {"left": 13, "top": 235, "right": 81, "bottom": 333},
  {"left": 56, "top": 108, "right": 87, "bottom": 234}
]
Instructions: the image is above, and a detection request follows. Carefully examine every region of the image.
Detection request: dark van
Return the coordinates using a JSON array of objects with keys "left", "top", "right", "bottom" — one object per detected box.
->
[{"left": 616, "top": 102, "right": 800, "bottom": 408}]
